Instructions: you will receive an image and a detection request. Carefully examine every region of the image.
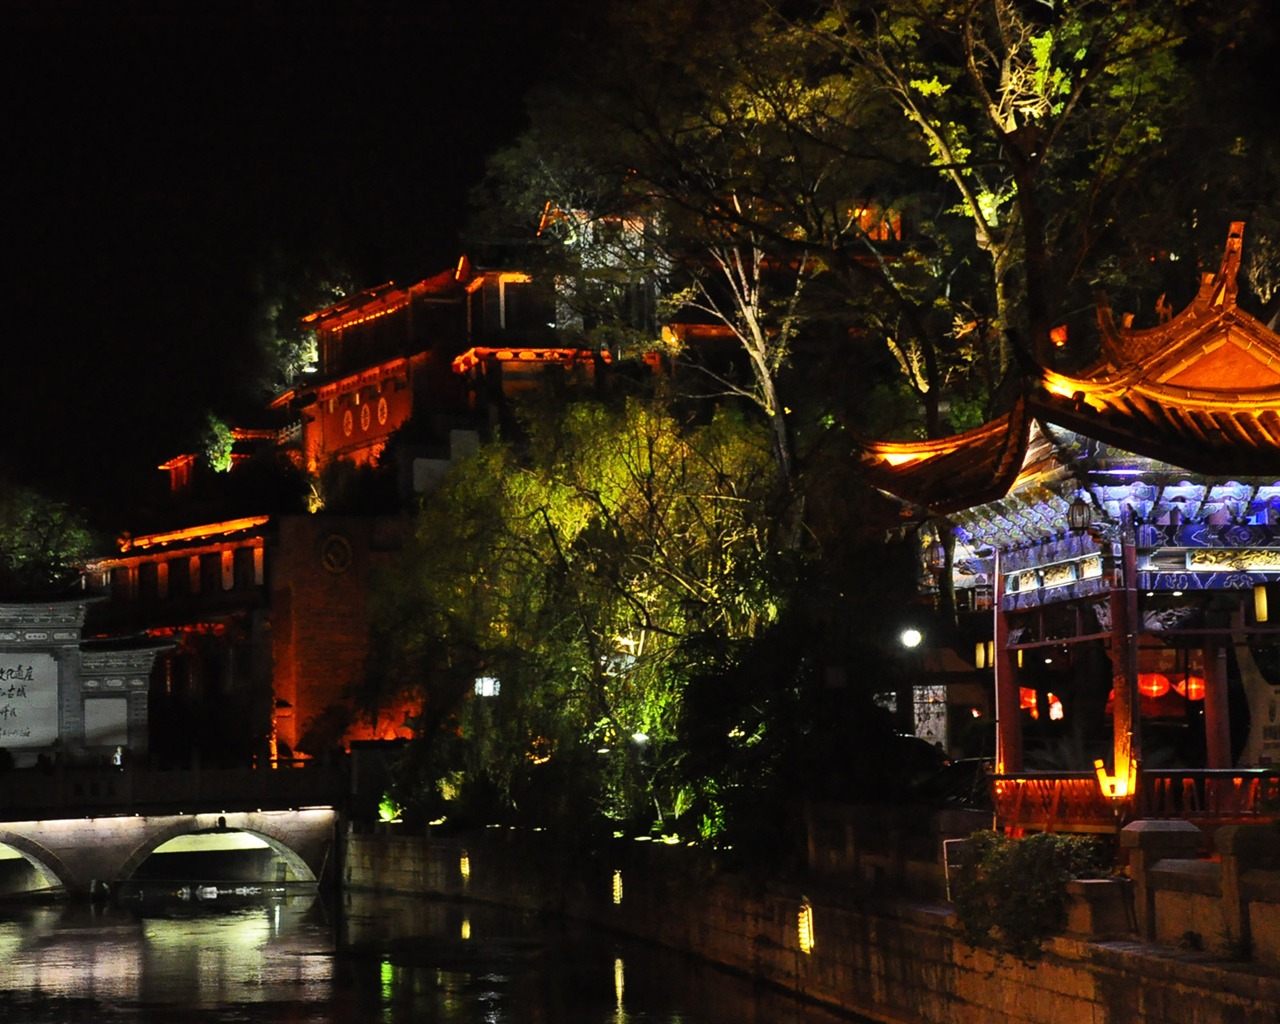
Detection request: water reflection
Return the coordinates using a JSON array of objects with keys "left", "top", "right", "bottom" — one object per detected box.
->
[{"left": 0, "top": 891, "right": 868, "bottom": 1024}]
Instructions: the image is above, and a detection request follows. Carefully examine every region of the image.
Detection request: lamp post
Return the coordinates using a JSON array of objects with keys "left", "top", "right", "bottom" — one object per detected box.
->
[{"left": 897, "top": 628, "right": 924, "bottom": 737}]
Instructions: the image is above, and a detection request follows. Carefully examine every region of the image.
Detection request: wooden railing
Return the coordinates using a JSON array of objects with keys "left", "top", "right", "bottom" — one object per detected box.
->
[
  {"left": 991, "top": 768, "right": 1280, "bottom": 835},
  {"left": 1140, "top": 769, "right": 1280, "bottom": 822},
  {"left": 990, "top": 773, "right": 1120, "bottom": 834}
]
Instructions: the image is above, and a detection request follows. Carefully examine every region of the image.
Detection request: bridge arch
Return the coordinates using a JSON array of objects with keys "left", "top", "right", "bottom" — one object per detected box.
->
[
  {"left": 0, "top": 808, "right": 338, "bottom": 896},
  {"left": 116, "top": 817, "right": 316, "bottom": 884},
  {"left": 0, "top": 831, "right": 74, "bottom": 894}
]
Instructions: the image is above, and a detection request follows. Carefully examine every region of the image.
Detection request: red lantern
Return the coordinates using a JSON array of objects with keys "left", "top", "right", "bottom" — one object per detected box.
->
[
  {"left": 1137, "top": 673, "right": 1170, "bottom": 699},
  {"left": 1172, "top": 676, "right": 1205, "bottom": 701},
  {"left": 1019, "top": 687, "right": 1039, "bottom": 719}
]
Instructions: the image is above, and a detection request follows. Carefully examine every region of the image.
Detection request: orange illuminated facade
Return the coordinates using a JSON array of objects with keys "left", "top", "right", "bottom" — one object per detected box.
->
[
  {"left": 98, "top": 256, "right": 609, "bottom": 764},
  {"left": 859, "top": 224, "right": 1280, "bottom": 835}
]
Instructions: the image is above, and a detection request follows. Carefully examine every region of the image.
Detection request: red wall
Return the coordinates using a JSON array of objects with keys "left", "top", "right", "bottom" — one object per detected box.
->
[{"left": 270, "top": 515, "right": 413, "bottom": 755}]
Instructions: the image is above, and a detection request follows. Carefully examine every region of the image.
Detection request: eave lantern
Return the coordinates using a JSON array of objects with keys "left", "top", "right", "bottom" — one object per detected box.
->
[{"left": 1068, "top": 495, "right": 1093, "bottom": 533}]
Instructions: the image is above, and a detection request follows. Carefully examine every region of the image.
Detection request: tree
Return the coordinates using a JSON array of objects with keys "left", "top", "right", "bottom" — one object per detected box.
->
[
  {"left": 364, "top": 394, "right": 784, "bottom": 832},
  {"left": 0, "top": 483, "right": 97, "bottom": 598},
  {"left": 473, "top": 0, "right": 945, "bottom": 503},
  {"left": 249, "top": 246, "right": 355, "bottom": 395},
  {"left": 479, "top": 0, "right": 1280, "bottom": 453},
  {"left": 806, "top": 0, "right": 1244, "bottom": 365}
]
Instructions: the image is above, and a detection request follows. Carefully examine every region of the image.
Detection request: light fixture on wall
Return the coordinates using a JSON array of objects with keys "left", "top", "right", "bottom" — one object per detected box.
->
[{"left": 798, "top": 897, "right": 815, "bottom": 954}]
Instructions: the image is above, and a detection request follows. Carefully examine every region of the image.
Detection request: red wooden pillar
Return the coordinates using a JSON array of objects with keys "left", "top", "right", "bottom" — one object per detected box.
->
[
  {"left": 994, "top": 549, "right": 1022, "bottom": 773},
  {"left": 1108, "top": 513, "right": 1142, "bottom": 797},
  {"left": 1203, "top": 636, "right": 1232, "bottom": 769}
]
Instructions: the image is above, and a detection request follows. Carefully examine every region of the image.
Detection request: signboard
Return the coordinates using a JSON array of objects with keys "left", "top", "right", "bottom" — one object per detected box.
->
[{"left": 0, "top": 653, "right": 58, "bottom": 749}]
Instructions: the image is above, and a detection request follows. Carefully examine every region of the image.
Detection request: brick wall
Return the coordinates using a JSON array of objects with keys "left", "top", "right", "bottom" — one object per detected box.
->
[{"left": 271, "top": 516, "right": 406, "bottom": 753}]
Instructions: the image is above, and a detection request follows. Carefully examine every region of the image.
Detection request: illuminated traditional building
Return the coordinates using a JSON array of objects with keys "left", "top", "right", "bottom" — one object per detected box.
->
[
  {"left": 269, "top": 260, "right": 578, "bottom": 483},
  {"left": 87, "top": 258, "right": 606, "bottom": 763},
  {"left": 858, "top": 223, "right": 1280, "bottom": 834}
]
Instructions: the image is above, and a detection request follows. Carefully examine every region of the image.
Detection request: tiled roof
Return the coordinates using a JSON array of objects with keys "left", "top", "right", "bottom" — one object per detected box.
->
[{"left": 857, "top": 223, "right": 1280, "bottom": 512}]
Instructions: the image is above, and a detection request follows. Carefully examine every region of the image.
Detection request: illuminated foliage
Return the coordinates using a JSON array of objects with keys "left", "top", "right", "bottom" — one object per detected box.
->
[
  {"left": 203, "top": 415, "right": 235, "bottom": 473},
  {"left": 808, "top": 0, "right": 1224, "bottom": 363},
  {"left": 367, "top": 396, "right": 782, "bottom": 829},
  {"left": 479, "top": 0, "right": 1277, "bottom": 445},
  {"left": 951, "top": 830, "right": 1112, "bottom": 959},
  {"left": 475, "top": 0, "right": 934, "bottom": 476},
  {"left": 0, "top": 484, "right": 96, "bottom": 597},
  {"left": 250, "top": 247, "right": 354, "bottom": 394}
]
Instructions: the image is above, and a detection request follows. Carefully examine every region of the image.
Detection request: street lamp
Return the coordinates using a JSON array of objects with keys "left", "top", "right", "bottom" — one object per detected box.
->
[{"left": 900, "top": 628, "right": 923, "bottom": 649}]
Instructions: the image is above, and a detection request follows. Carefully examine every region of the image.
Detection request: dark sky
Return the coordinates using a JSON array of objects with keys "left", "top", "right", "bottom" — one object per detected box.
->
[{"left": 3, "top": 0, "right": 576, "bottom": 526}]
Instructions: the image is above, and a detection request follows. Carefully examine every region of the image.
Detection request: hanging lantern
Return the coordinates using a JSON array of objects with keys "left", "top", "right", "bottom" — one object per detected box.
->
[
  {"left": 1068, "top": 495, "right": 1093, "bottom": 533},
  {"left": 927, "top": 534, "right": 947, "bottom": 583},
  {"left": 1173, "top": 676, "right": 1206, "bottom": 701},
  {"left": 1137, "top": 673, "right": 1170, "bottom": 699},
  {"left": 1019, "top": 687, "right": 1039, "bottom": 719},
  {"left": 974, "top": 642, "right": 986, "bottom": 670},
  {"left": 1256, "top": 584, "right": 1269, "bottom": 624}
]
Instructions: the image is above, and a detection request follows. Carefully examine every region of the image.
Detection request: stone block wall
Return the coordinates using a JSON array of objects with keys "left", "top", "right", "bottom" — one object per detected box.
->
[{"left": 345, "top": 827, "right": 1280, "bottom": 1024}]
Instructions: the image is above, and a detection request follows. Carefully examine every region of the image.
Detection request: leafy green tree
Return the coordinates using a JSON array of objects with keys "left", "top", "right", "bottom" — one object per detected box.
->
[
  {"left": 0, "top": 484, "right": 97, "bottom": 597},
  {"left": 806, "top": 0, "right": 1249, "bottom": 364},
  {"left": 365, "top": 395, "right": 783, "bottom": 832},
  {"left": 249, "top": 246, "right": 354, "bottom": 395},
  {"left": 478, "top": 0, "right": 1280, "bottom": 452},
  {"left": 473, "top": 0, "right": 948, "bottom": 488}
]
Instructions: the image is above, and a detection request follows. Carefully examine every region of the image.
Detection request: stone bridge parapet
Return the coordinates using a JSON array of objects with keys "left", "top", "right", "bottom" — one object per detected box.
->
[{"left": 0, "top": 808, "right": 339, "bottom": 897}]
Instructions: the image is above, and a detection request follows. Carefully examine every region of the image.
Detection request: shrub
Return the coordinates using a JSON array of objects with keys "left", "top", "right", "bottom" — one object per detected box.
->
[{"left": 951, "top": 830, "right": 1112, "bottom": 959}]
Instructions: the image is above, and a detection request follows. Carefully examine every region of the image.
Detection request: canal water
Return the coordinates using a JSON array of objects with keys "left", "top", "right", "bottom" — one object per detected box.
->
[{"left": 0, "top": 891, "right": 872, "bottom": 1024}]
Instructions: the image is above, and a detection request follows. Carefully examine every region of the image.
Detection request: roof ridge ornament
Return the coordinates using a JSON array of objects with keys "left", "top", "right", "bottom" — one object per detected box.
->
[
  {"left": 1207, "top": 220, "right": 1244, "bottom": 310},
  {"left": 1095, "top": 222, "right": 1248, "bottom": 365}
]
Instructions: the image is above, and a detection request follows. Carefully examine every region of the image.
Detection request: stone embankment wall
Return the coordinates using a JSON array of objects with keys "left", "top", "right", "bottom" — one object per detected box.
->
[{"left": 345, "top": 828, "right": 1280, "bottom": 1024}]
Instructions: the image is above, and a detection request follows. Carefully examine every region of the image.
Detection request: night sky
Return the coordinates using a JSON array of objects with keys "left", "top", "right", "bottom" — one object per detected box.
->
[
  {"left": 7, "top": 2, "right": 1280, "bottom": 534},
  {"left": 3, "top": 0, "right": 578, "bottom": 527}
]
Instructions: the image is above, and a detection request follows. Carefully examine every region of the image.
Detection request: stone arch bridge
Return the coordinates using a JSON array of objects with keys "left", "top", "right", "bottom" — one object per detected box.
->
[{"left": 0, "top": 808, "right": 340, "bottom": 897}]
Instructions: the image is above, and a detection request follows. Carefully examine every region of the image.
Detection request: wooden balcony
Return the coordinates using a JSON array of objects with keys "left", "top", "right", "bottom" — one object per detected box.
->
[{"left": 991, "top": 769, "right": 1280, "bottom": 836}]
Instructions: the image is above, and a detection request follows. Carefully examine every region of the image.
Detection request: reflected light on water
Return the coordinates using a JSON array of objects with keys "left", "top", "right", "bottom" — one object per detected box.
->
[
  {"left": 0, "top": 894, "right": 878, "bottom": 1023},
  {"left": 146, "top": 910, "right": 273, "bottom": 1005},
  {"left": 380, "top": 958, "right": 394, "bottom": 1003},
  {"left": 0, "top": 909, "right": 144, "bottom": 1004}
]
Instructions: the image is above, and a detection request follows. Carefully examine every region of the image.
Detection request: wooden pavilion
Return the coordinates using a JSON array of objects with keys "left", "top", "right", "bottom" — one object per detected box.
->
[{"left": 858, "top": 223, "right": 1280, "bottom": 836}]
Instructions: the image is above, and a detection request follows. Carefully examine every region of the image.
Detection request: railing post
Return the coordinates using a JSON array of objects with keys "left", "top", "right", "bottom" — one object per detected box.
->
[
  {"left": 993, "top": 549, "right": 1022, "bottom": 773},
  {"left": 1120, "top": 819, "right": 1205, "bottom": 940}
]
